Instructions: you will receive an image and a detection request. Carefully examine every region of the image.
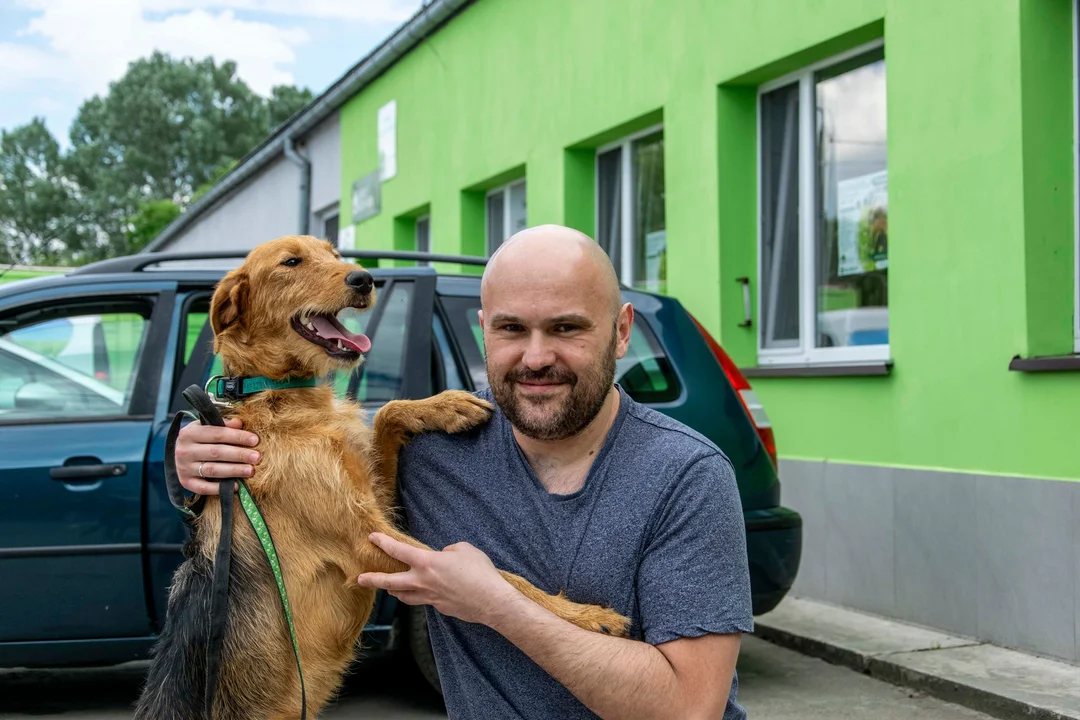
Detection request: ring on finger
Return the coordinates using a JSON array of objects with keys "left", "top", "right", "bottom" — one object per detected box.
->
[{"left": 198, "top": 461, "right": 207, "bottom": 479}]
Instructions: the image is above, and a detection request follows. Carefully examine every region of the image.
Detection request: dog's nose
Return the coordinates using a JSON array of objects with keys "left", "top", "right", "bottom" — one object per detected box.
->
[{"left": 345, "top": 270, "right": 374, "bottom": 294}]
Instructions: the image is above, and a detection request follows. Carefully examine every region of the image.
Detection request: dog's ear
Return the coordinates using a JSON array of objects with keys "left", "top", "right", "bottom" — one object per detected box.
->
[{"left": 210, "top": 270, "right": 249, "bottom": 336}]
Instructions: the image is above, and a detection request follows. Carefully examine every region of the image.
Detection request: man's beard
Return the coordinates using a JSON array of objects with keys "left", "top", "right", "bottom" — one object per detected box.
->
[{"left": 489, "top": 337, "right": 617, "bottom": 442}]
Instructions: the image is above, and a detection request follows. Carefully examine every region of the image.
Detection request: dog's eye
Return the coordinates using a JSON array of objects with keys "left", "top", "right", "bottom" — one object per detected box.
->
[{"left": 281, "top": 257, "right": 302, "bottom": 267}]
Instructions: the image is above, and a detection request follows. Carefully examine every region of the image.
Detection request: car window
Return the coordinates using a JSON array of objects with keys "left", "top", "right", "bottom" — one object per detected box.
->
[
  {"left": 0, "top": 311, "right": 149, "bottom": 421},
  {"left": 439, "top": 296, "right": 680, "bottom": 403},
  {"left": 331, "top": 281, "right": 412, "bottom": 405},
  {"left": 433, "top": 310, "right": 466, "bottom": 391}
]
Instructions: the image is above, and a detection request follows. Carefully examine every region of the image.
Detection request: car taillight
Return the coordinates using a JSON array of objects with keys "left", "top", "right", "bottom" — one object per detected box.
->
[{"left": 687, "top": 313, "right": 777, "bottom": 469}]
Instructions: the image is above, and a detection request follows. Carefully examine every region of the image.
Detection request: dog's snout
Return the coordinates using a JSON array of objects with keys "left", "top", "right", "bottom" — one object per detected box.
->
[{"left": 345, "top": 270, "right": 374, "bottom": 295}]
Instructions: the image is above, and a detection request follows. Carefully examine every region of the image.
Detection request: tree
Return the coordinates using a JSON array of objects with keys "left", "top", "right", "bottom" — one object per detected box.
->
[{"left": 0, "top": 119, "right": 91, "bottom": 266}]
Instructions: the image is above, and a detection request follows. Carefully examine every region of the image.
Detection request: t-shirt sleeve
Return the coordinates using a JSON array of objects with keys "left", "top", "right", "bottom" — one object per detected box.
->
[{"left": 636, "top": 452, "right": 754, "bottom": 645}]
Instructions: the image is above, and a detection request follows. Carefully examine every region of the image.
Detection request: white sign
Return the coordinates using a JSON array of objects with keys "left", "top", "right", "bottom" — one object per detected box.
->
[
  {"left": 338, "top": 224, "right": 356, "bottom": 251},
  {"left": 378, "top": 100, "right": 397, "bottom": 181},
  {"left": 837, "top": 170, "right": 888, "bottom": 277},
  {"left": 643, "top": 229, "right": 667, "bottom": 291}
]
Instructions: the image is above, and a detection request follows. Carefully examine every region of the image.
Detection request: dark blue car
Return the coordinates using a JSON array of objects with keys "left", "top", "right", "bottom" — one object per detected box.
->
[{"left": 0, "top": 250, "right": 800, "bottom": 693}]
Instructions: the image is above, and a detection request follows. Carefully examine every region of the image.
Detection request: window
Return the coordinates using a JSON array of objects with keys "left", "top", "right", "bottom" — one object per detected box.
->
[
  {"left": 1, "top": 310, "right": 148, "bottom": 420},
  {"left": 416, "top": 214, "right": 431, "bottom": 266},
  {"left": 758, "top": 42, "right": 887, "bottom": 365},
  {"left": 486, "top": 179, "right": 527, "bottom": 255},
  {"left": 596, "top": 126, "right": 666, "bottom": 293},
  {"left": 439, "top": 295, "right": 678, "bottom": 403}
]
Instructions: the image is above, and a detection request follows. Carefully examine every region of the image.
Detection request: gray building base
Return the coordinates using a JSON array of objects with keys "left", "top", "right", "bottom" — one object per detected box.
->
[{"left": 778, "top": 459, "right": 1080, "bottom": 664}]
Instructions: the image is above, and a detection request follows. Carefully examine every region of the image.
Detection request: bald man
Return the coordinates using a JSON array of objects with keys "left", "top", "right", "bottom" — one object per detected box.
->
[{"left": 175, "top": 225, "right": 753, "bottom": 719}]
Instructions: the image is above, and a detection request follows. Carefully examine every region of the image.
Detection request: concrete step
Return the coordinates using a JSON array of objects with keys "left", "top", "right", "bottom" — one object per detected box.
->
[{"left": 754, "top": 597, "right": 1080, "bottom": 720}]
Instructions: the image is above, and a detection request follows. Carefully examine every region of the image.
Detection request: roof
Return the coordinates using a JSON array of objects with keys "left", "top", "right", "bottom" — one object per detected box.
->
[{"left": 142, "top": 0, "right": 473, "bottom": 253}]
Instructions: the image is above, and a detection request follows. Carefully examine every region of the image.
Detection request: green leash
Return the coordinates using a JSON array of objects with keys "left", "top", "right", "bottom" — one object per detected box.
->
[{"left": 237, "top": 482, "right": 307, "bottom": 717}]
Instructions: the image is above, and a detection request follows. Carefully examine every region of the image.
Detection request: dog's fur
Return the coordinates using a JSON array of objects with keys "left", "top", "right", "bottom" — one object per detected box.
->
[{"left": 134, "top": 236, "right": 629, "bottom": 719}]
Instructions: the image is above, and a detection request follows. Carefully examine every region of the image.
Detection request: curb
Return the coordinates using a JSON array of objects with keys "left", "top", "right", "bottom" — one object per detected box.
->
[{"left": 754, "top": 599, "right": 1080, "bottom": 720}]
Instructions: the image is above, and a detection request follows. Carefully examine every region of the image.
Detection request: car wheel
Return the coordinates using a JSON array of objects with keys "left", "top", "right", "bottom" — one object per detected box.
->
[{"left": 408, "top": 605, "right": 442, "bottom": 696}]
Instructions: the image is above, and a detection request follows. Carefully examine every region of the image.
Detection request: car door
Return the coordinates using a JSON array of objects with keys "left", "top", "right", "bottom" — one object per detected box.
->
[{"left": 0, "top": 284, "right": 175, "bottom": 642}]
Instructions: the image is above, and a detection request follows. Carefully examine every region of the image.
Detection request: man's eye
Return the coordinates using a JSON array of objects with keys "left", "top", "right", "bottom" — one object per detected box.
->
[
  {"left": 281, "top": 257, "right": 302, "bottom": 267},
  {"left": 501, "top": 324, "right": 524, "bottom": 333},
  {"left": 554, "top": 324, "right": 579, "bottom": 333}
]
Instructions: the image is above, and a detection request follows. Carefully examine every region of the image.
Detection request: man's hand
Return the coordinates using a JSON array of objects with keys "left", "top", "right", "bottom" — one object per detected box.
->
[
  {"left": 175, "top": 418, "right": 261, "bottom": 495},
  {"left": 357, "top": 533, "right": 516, "bottom": 625}
]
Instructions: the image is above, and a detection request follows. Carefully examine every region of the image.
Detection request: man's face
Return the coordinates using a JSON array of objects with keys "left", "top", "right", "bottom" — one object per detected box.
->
[{"left": 480, "top": 263, "right": 632, "bottom": 442}]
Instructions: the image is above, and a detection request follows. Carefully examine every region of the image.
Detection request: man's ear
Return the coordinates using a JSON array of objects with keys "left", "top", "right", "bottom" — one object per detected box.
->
[{"left": 210, "top": 271, "right": 249, "bottom": 337}]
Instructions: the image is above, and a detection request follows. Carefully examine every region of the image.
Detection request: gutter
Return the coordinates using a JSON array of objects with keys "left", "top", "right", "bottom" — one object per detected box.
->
[
  {"left": 142, "top": 0, "right": 471, "bottom": 253},
  {"left": 283, "top": 135, "right": 311, "bottom": 235}
]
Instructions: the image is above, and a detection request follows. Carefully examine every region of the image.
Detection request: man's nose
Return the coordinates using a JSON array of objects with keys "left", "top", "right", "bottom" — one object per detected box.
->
[
  {"left": 521, "top": 331, "right": 556, "bottom": 369},
  {"left": 345, "top": 270, "right": 374, "bottom": 295}
]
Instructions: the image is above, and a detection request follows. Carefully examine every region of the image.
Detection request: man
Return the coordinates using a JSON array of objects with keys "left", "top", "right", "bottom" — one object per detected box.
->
[{"left": 175, "top": 225, "right": 753, "bottom": 719}]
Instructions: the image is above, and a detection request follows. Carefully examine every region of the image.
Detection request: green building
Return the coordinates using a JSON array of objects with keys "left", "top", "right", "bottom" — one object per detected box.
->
[{"left": 155, "top": 0, "right": 1080, "bottom": 664}]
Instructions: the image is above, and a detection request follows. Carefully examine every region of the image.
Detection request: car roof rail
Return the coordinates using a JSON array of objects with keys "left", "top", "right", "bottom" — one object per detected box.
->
[{"left": 69, "top": 249, "right": 490, "bottom": 276}]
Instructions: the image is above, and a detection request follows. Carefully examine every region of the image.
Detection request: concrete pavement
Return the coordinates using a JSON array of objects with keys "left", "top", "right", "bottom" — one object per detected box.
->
[
  {"left": 755, "top": 597, "right": 1080, "bottom": 720},
  {"left": 0, "top": 635, "right": 1000, "bottom": 719}
]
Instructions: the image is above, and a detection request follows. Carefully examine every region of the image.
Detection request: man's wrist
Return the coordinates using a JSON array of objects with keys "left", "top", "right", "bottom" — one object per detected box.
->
[{"left": 479, "top": 579, "right": 532, "bottom": 634}]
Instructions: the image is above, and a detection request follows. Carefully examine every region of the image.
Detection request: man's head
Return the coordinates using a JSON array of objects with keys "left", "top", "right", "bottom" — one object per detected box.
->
[{"left": 479, "top": 224, "right": 633, "bottom": 441}]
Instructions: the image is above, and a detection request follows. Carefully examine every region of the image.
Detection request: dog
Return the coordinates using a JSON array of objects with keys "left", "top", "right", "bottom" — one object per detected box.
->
[{"left": 133, "top": 235, "right": 630, "bottom": 719}]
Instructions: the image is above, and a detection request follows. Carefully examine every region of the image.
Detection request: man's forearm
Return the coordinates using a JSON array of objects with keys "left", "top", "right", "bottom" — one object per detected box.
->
[{"left": 484, "top": 591, "right": 707, "bottom": 720}]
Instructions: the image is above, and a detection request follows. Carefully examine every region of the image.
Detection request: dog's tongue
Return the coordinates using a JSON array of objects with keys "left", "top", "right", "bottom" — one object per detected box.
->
[{"left": 310, "top": 315, "right": 371, "bottom": 353}]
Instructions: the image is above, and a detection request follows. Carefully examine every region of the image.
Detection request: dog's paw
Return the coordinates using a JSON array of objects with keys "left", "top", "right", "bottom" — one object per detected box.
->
[
  {"left": 426, "top": 391, "right": 494, "bottom": 434},
  {"left": 575, "top": 606, "right": 632, "bottom": 638}
]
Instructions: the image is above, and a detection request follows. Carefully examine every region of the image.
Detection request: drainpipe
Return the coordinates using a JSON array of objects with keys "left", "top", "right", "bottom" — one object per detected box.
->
[{"left": 283, "top": 134, "right": 311, "bottom": 235}]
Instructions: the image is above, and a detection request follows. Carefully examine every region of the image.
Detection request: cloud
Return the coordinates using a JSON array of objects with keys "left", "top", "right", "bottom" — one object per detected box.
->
[
  {"left": 10, "top": 0, "right": 314, "bottom": 97},
  {"left": 139, "top": 0, "right": 421, "bottom": 23}
]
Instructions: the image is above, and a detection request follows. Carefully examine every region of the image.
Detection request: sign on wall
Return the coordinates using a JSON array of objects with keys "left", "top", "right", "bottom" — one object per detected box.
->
[
  {"left": 352, "top": 169, "right": 381, "bottom": 224},
  {"left": 378, "top": 100, "right": 397, "bottom": 181},
  {"left": 338, "top": 224, "right": 356, "bottom": 251}
]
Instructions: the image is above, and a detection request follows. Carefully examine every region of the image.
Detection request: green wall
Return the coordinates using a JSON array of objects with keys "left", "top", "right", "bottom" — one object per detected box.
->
[{"left": 339, "top": 0, "right": 1078, "bottom": 481}]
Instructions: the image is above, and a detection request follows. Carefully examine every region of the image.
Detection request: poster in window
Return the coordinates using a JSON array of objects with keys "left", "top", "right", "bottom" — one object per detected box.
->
[
  {"left": 837, "top": 170, "right": 888, "bottom": 276},
  {"left": 378, "top": 100, "right": 397, "bottom": 181},
  {"left": 644, "top": 229, "right": 666, "bottom": 291}
]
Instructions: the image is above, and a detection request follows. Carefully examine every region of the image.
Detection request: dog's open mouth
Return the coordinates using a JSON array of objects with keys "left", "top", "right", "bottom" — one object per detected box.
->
[{"left": 291, "top": 310, "right": 372, "bottom": 359}]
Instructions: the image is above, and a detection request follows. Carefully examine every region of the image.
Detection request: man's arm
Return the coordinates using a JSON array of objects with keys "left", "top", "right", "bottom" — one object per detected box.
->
[
  {"left": 357, "top": 534, "right": 738, "bottom": 720},
  {"left": 486, "top": 580, "right": 740, "bottom": 720}
]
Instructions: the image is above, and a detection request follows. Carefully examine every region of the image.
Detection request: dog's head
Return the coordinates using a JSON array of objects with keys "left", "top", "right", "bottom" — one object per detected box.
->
[{"left": 209, "top": 235, "right": 376, "bottom": 379}]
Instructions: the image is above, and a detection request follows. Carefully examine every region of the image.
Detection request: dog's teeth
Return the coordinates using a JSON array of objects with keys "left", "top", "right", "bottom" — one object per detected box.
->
[
  {"left": 337, "top": 339, "right": 345, "bottom": 350},
  {"left": 305, "top": 321, "right": 315, "bottom": 331}
]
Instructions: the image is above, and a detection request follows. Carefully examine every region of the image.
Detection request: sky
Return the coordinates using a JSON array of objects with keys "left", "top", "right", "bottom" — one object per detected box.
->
[{"left": 0, "top": 0, "right": 425, "bottom": 144}]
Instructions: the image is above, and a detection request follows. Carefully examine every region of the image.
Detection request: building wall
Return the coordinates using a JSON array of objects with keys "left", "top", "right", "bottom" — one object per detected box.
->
[
  {"left": 307, "top": 114, "right": 342, "bottom": 235},
  {"left": 335, "top": 0, "right": 1079, "bottom": 662},
  {"left": 158, "top": 115, "right": 341, "bottom": 252}
]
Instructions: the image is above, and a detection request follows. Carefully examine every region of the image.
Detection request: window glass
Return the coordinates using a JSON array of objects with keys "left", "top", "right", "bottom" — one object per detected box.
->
[
  {"left": 631, "top": 132, "right": 666, "bottom": 294},
  {"left": 815, "top": 49, "right": 888, "bottom": 348},
  {"left": 1, "top": 312, "right": 148, "bottom": 420},
  {"left": 433, "top": 311, "right": 465, "bottom": 391},
  {"left": 323, "top": 213, "right": 340, "bottom": 247},
  {"left": 185, "top": 311, "right": 209, "bottom": 364},
  {"left": 596, "top": 147, "right": 623, "bottom": 272},
  {"left": 485, "top": 190, "right": 506, "bottom": 256},
  {"left": 508, "top": 181, "right": 527, "bottom": 236},
  {"left": 330, "top": 281, "right": 412, "bottom": 405},
  {"left": 759, "top": 82, "right": 801, "bottom": 349},
  {"left": 416, "top": 215, "right": 431, "bottom": 263}
]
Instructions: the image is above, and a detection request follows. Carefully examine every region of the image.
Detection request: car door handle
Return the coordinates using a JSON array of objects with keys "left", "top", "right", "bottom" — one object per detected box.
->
[{"left": 49, "top": 463, "right": 127, "bottom": 480}]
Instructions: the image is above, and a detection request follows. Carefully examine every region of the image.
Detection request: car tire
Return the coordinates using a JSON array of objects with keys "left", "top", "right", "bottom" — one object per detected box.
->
[{"left": 408, "top": 605, "right": 442, "bottom": 696}]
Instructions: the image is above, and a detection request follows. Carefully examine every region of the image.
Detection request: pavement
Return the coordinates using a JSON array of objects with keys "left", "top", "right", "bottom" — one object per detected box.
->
[
  {"left": 755, "top": 596, "right": 1080, "bottom": 720},
  {"left": 0, "top": 634, "right": 1001, "bottom": 719}
]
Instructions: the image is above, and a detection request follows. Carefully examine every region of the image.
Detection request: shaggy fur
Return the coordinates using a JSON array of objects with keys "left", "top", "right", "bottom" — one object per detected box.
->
[{"left": 134, "top": 235, "right": 629, "bottom": 719}]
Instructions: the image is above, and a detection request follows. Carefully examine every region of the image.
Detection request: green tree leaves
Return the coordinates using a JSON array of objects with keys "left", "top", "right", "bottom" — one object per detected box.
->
[{"left": 0, "top": 52, "right": 313, "bottom": 265}]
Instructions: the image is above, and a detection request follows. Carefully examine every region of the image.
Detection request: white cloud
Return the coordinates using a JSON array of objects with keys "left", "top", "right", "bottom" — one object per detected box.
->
[
  {"left": 140, "top": 0, "right": 421, "bottom": 23},
  {"left": 10, "top": 0, "right": 314, "bottom": 97}
]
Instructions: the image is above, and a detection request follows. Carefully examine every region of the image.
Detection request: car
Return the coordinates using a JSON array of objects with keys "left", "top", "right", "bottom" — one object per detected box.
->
[{"left": 0, "top": 248, "right": 801, "bottom": 694}]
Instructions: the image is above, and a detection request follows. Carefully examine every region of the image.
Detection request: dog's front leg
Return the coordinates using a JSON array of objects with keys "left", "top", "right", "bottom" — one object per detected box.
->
[{"left": 369, "top": 391, "right": 492, "bottom": 508}]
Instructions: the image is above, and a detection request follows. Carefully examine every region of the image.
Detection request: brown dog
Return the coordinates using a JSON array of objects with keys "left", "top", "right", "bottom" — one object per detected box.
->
[{"left": 133, "top": 235, "right": 629, "bottom": 719}]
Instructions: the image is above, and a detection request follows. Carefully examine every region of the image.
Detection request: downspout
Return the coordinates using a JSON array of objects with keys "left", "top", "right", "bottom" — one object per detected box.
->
[{"left": 283, "top": 134, "right": 311, "bottom": 235}]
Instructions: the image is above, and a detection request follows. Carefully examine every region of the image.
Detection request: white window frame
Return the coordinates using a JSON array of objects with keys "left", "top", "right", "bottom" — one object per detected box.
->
[
  {"left": 595, "top": 123, "right": 664, "bottom": 285},
  {"left": 1074, "top": 0, "right": 1080, "bottom": 352},
  {"left": 315, "top": 204, "right": 340, "bottom": 247},
  {"left": 485, "top": 179, "right": 526, "bottom": 255},
  {"left": 757, "top": 39, "right": 888, "bottom": 366},
  {"left": 415, "top": 213, "right": 431, "bottom": 266}
]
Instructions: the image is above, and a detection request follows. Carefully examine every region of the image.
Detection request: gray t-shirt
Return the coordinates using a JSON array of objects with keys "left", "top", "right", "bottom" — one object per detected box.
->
[{"left": 397, "top": 386, "right": 754, "bottom": 719}]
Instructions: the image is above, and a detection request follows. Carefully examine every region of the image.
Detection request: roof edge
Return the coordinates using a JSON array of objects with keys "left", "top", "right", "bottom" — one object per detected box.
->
[{"left": 143, "top": 0, "right": 472, "bottom": 253}]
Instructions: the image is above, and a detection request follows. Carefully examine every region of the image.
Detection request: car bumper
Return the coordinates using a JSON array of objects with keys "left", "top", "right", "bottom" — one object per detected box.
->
[{"left": 745, "top": 506, "right": 802, "bottom": 615}]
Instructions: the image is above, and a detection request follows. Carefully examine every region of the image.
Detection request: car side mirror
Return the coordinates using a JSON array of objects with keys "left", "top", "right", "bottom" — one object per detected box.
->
[{"left": 13, "top": 382, "right": 66, "bottom": 412}]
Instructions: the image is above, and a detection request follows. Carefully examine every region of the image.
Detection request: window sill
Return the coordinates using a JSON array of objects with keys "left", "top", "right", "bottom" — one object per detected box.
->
[
  {"left": 1008, "top": 354, "right": 1080, "bottom": 373},
  {"left": 741, "top": 361, "right": 893, "bottom": 378}
]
